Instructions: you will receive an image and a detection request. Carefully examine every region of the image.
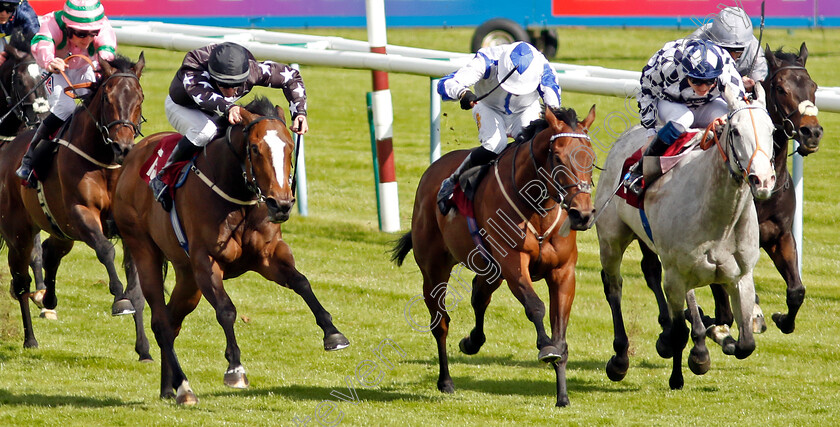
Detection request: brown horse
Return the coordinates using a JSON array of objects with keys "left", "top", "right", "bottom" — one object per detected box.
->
[
  {"left": 0, "top": 31, "right": 50, "bottom": 312},
  {"left": 391, "top": 106, "right": 596, "bottom": 407},
  {"left": 0, "top": 53, "right": 150, "bottom": 360},
  {"left": 113, "top": 96, "right": 349, "bottom": 405}
]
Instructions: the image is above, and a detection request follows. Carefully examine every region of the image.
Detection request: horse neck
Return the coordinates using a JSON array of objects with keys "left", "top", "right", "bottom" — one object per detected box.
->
[
  {"left": 686, "top": 135, "right": 753, "bottom": 220},
  {"left": 199, "top": 129, "right": 255, "bottom": 202},
  {"left": 506, "top": 136, "right": 554, "bottom": 211}
]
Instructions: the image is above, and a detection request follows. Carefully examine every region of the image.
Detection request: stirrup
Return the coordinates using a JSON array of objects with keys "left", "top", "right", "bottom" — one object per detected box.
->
[
  {"left": 149, "top": 177, "right": 172, "bottom": 211},
  {"left": 623, "top": 172, "right": 644, "bottom": 197}
]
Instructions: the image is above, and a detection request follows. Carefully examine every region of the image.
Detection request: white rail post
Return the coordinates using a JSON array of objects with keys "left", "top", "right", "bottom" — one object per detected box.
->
[
  {"left": 291, "top": 63, "right": 308, "bottom": 216},
  {"left": 430, "top": 77, "right": 441, "bottom": 163}
]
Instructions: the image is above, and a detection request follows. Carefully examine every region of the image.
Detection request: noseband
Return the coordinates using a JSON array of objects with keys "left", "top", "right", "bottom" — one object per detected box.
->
[
  {"left": 0, "top": 58, "right": 45, "bottom": 129},
  {"left": 94, "top": 72, "right": 145, "bottom": 145}
]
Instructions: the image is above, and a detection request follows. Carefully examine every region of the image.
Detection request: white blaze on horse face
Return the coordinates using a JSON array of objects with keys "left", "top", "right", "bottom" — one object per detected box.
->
[
  {"left": 798, "top": 100, "right": 818, "bottom": 117},
  {"left": 28, "top": 63, "right": 50, "bottom": 113},
  {"left": 731, "top": 106, "right": 776, "bottom": 199},
  {"left": 263, "top": 130, "right": 286, "bottom": 188}
]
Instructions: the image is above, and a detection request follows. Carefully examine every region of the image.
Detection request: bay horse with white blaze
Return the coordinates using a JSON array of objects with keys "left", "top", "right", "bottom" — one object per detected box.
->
[
  {"left": 0, "top": 54, "right": 150, "bottom": 359},
  {"left": 113, "top": 96, "right": 349, "bottom": 405},
  {"left": 595, "top": 84, "right": 775, "bottom": 390},
  {"left": 392, "top": 106, "right": 596, "bottom": 407}
]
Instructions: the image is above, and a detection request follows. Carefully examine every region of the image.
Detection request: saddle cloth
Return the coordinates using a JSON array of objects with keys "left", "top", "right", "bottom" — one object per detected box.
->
[
  {"left": 617, "top": 131, "right": 700, "bottom": 209},
  {"left": 140, "top": 133, "right": 189, "bottom": 188}
]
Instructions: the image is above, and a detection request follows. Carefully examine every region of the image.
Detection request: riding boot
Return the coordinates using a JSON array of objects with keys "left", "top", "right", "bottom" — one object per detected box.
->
[
  {"left": 149, "top": 135, "right": 198, "bottom": 211},
  {"left": 624, "top": 121, "right": 685, "bottom": 197},
  {"left": 437, "top": 145, "right": 497, "bottom": 215},
  {"left": 15, "top": 113, "right": 66, "bottom": 186}
]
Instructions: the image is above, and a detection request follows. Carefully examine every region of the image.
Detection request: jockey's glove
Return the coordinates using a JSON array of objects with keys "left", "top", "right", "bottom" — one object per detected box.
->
[{"left": 460, "top": 90, "right": 477, "bottom": 110}]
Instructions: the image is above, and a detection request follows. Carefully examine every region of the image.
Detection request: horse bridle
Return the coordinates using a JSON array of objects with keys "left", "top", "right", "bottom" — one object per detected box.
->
[
  {"left": 719, "top": 104, "right": 772, "bottom": 183},
  {"left": 93, "top": 72, "right": 145, "bottom": 145},
  {"left": 225, "top": 116, "right": 293, "bottom": 204},
  {"left": 0, "top": 58, "right": 44, "bottom": 129},
  {"left": 510, "top": 130, "right": 593, "bottom": 211},
  {"left": 766, "top": 65, "right": 810, "bottom": 140}
]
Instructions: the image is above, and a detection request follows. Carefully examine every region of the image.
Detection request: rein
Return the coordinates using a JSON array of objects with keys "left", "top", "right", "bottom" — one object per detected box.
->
[
  {"left": 495, "top": 130, "right": 592, "bottom": 245},
  {"left": 701, "top": 102, "right": 771, "bottom": 183}
]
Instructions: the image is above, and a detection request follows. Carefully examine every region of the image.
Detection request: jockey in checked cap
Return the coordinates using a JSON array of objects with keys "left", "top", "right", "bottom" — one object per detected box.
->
[
  {"left": 436, "top": 41, "right": 562, "bottom": 215},
  {"left": 0, "top": 0, "right": 40, "bottom": 65},
  {"left": 15, "top": 0, "right": 116, "bottom": 185},
  {"left": 625, "top": 38, "right": 747, "bottom": 197},
  {"left": 147, "top": 42, "right": 309, "bottom": 211},
  {"left": 689, "top": 6, "right": 767, "bottom": 91}
]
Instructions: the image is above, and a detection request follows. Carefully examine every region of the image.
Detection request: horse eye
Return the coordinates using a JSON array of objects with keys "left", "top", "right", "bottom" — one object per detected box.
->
[
  {"left": 251, "top": 145, "right": 259, "bottom": 154},
  {"left": 776, "top": 86, "right": 786, "bottom": 94},
  {"left": 731, "top": 129, "right": 741, "bottom": 137}
]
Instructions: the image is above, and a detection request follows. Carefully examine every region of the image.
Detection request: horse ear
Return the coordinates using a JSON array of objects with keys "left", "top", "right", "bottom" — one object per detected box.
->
[
  {"left": 133, "top": 51, "right": 145, "bottom": 78},
  {"left": 797, "top": 42, "right": 808, "bottom": 66},
  {"left": 753, "top": 81, "right": 767, "bottom": 108},
  {"left": 275, "top": 105, "right": 285, "bottom": 120},
  {"left": 239, "top": 108, "right": 255, "bottom": 127},
  {"left": 545, "top": 106, "right": 560, "bottom": 129},
  {"left": 721, "top": 83, "right": 740, "bottom": 109},
  {"left": 764, "top": 44, "right": 777, "bottom": 70},
  {"left": 581, "top": 104, "right": 596, "bottom": 129},
  {"left": 99, "top": 56, "right": 114, "bottom": 78}
]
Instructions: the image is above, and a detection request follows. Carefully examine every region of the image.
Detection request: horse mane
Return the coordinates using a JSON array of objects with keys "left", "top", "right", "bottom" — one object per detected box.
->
[
  {"left": 242, "top": 95, "right": 286, "bottom": 124},
  {"left": 8, "top": 30, "right": 34, "bottom": 52},
  {"left": 107, "top": 54, "right": 138, "bottom": 73},
  {"left": 514, "top": 107, "right": 579, "bottom": 144},
  {"left": 772, "top": 47, "right": 800, "bottom": 64}
]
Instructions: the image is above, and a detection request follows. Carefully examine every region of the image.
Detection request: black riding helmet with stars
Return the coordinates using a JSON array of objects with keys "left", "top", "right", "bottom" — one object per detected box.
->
[{"left": 208, "top": 42, "right": 250, "bottom": 87}]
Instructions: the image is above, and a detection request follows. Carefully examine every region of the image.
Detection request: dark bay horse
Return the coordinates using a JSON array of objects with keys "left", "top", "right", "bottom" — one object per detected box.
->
[
  {"left": 392, "top": 106, "right": 596, "bottom": 407},
  {"left": 113, "top": 96, "right": 349, "bottom": 405},
  {"left": 0, "top": 31, "right": 50, "bottom": 312},
  {"left": 0, "top": 54, "right": 150, "bottom": 360},
  {"left": 704, "top": 43, "right": 823, "bottom": 336}
]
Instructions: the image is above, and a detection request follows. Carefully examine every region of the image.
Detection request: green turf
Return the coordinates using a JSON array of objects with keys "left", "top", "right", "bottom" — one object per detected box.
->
[{"left": 1, "top": 27, "right": 839, "bottom": 426}]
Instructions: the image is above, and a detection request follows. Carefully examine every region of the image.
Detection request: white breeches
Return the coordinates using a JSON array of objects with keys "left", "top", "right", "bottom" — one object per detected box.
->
[
  {"left": 164, "top": 95, "right": 220, "bottom": 147},
  {"left": 45, "top": 66, "right": 96, "bottom": 120},
  {"left": 655, "top": 98, "right": 728, "bottom": 132},
  {"left": 473, "top": 101, "right": 542, "bottom": 153}
]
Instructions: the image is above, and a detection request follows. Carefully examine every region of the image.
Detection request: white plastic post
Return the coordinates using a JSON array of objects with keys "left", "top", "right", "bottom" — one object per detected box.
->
[
  {"left": 792, "top": 151, "right": 804, "bottom": 273},
  {"left": 430, "top": 78, "right": 441, "bottom": 163},
  {"left": 290, "top": 63, "right": 308, "bottom": 216}
]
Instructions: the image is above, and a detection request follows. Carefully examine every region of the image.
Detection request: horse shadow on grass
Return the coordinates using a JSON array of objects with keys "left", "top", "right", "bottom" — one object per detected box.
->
[
  {"left": 210, "top": 384, "right": 445, "bottom": 403},
  {"left": 0, "top": 389, "right": 135, "bottom": 408}
]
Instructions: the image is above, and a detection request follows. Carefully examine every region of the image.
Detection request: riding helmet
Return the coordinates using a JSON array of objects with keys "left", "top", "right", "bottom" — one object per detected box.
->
[
  {"left": 208, "top": 42, "right": 251, "bottom": 86},
  {"left": 679, "top": 39, "right": 725, "bottom": 80},
  {"left": 497, "top": 42, "right": 548, "bottom": 95},
  {"left": 60, "top": 0, "right": 106, "bottom": 31},
  {"left": 704, "top": 7, "right": 753, "bottom": 50}
]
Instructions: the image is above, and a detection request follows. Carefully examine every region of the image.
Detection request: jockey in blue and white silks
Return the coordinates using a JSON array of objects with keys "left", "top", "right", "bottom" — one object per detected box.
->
[
  {"left": 436, "top": 41, "right": 561, "bottom": 214},
  {"left": 689, "top": 6, "right": 767, "bottom": 89},
  {"left": 638, "top": 38, "right": 746, "bottom": 139}
]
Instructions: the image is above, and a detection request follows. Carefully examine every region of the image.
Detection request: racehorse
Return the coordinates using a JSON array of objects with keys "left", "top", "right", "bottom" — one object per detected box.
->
[
  {"left": 113, "top": 96, "right": 349, "bottom": 405},
  {"left": 391, "top": 106, "right": 596, "bottom": 407},
  {"left": 0, "top": 53, "right": 150, "bottom": 360},
  {"left": 701, "top": 43, "right": 823, "bottom": 336},
  {"left": 0, "top": 30, "right": 50, "bottom": 313},
  {"left": 594, "top": 84, "right": 775, "bottom": 390}
]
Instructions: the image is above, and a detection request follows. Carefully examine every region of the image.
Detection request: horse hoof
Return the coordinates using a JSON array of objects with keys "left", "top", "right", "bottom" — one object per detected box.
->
[
  {"left": 23, "top": 338, "right": 38, "bottom": 349},
  {"left": 555, "top": 396, "right": 570, "bottom": 408},
  {"left": 30, "top": 289, "right": 46, "bottom": 308},
  {"left": 324, "top": 333, "right": 350, "bottom": 351},
  {"left": 771, "top": 312, "right": 795, "bottom": 334},
  {"left": 538, "top": 345, "right": 562, "bottom": 363},
  {"left": 111, "top": 299, "right": 135, "bottom": 316},
  {"left": 655, "top": 336, "right": 673, "bottom": 358},
  {"left": 437, "top": 379, "right": 454, "bottom": 394},
  {"left": 458, "top": 337, "right": 481, "bottom": 355},
  {"left": 721, "top": 336, "right": 737, "bottom": 356},
  {"left": 160, "top": 389, "right": 176, "bottom": 400},
  {"left": 176, "top": 382, "right": 198, "bottom": 405},
  {"left": 39, "top": 309, "right": 57, "bottom": 320},
  {"left": 688, "top": 348, "right": 710, "bottom": 375},
  {"left": 605, "top": 355, "right": 628, "bottom": 381},
  {"left": 138, "top": 356, "right": 154, "bottom": 363},
  {"left": 224, "top": 371, "right": 250, "bottom": 389},
  {"left": 669, "top": 374, "right": 684, "bottom": 390},
  {"left": 752, "top": 315, "right": 767, "bottom": 334}
]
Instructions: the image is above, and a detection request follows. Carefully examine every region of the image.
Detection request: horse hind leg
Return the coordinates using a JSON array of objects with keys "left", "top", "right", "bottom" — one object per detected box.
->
[
  {"left": 766, "top": 232, "right": 805, "bottom": 334},
  {"left": 122, "top": 248, "right": 152, "bottom": 362},
  {"left": 601, "top": 269, "right": 630, "bottom": 381},
  {"left": 639, "top": 241, "right": 670, "bottom": 331},
  {"left": 421, "top": 272, "right": 454, "bottom": 393},
  {"left": 459, "top": 274, "right": 502, "bottom": 355}
]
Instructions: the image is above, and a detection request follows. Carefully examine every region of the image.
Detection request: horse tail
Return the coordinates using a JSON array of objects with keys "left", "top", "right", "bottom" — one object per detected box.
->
[{"left": 390, "top": 231, "right": 413, "bottom": 266}]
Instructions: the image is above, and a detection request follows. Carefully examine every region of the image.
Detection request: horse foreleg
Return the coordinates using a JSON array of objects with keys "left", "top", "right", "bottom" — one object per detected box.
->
[
  {"left": 662, "top": 275, "right": 689, "bottom": 390},
  {"left": 725, "top": 274, "right": 757, "bottom": 360},
  {"left": 685, "top": 290, "right": 710, "bottom": 376},
  {"left": 601, "top": 269, "right": 630, "bottom": 380},
  {"left": 77, "top": 219, "right": 134, "bottom": 316},
  {"left": 710, "top": 284, "right": 734, "bottom": 327},
  {"left": 764, "top": 231, "right": 805, "bottom": 334},
  {"left": 459, "top": 275, "right": 502, "bottom": 355},
  {"left": 546, "top": 265, "right": 575, "bottom": 407},
  {"left": 10, "top": 258, "right": 37, "bottom": 348},
  {"left": 504, "top": 257, "right": 555, "bottom": 362},
  {"left": 122, "top": 249, "right": 152, "bottom": 361}
]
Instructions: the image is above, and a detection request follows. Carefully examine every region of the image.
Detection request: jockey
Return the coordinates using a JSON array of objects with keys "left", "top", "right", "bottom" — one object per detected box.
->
[
  {"left": 0, "top": 0, "right": 40, "bottom": 65},
  {"left": 625, "top": 38, "right": 747, "bottom": 196},
  {"left": 689, "top": 6, "right": 766, "bottom": 91},
  {"left": 15, "top": 0, "right": 116, "bottom": 184},
  {"left": 436, "top": 41, "right": 561, "bottom": 215},
  {"left": 148, "top": 42, "right": 309, "bottom": 209}
]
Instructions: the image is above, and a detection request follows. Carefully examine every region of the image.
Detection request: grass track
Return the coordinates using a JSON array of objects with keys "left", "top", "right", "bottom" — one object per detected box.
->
[{"left": 1, "top": 27, "right": 839, "bottom": 426}]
